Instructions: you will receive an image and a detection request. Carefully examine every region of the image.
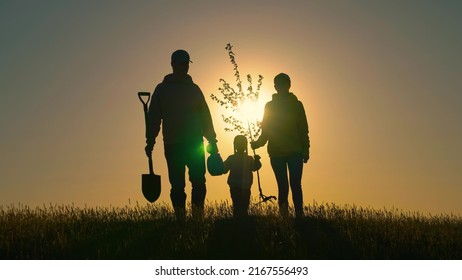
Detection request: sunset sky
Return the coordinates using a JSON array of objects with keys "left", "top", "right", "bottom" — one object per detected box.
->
[{"left": 1, "top": 1, "right": 461, "bottom": 215}]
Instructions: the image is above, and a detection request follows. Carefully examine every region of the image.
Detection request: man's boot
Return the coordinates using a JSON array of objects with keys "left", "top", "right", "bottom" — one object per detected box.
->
[
  {"left": 174, "top": 207, "right": 186, "bottom": 223},
  {"left": 295, "top": 206, "right": 304, "bottom": 219},
  {"left": 192, "top": 202, "right": 204, "bottom": 220},
  {"left": 171, "top": 190, "right": 186, "bottom": 223},
  {"left": 191, "top": 183, "right": 206, "bottom": 220}
]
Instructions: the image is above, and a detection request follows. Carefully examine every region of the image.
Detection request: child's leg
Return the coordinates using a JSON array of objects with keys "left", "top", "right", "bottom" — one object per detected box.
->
[
  {"left": 242, "top": 188, "right": 251, "bottom": 216},
  {"left": 230, "top": 187, "right": 240, "bottom": 217},
  {"left": 230, "top": 187, "right": 247, "bottom": 218}
]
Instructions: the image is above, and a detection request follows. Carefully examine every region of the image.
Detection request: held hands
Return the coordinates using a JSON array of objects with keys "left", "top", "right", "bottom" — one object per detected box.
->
[
  {"left": 250, "top": 141, "right": 259, "bottom": 151},
  {"left": 206, "top": 141, "right": 219, "bottom": 154}
]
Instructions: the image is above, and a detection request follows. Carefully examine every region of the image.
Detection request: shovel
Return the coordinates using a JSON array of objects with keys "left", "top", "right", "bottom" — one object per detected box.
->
[{"left": 138, "top": 92, "right": 161, "bottom": 203}]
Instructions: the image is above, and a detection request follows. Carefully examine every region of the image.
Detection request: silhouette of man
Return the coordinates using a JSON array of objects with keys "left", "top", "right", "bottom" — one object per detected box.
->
[
  {"left": 251, "top": 73, "right": 309, "bottom": 218},
  {"left": 145, "top": 49, "right": 219, "bottom": 221}
]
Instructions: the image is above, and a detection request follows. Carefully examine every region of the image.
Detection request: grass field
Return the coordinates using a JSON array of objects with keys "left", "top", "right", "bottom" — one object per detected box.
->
[{"left": 1, "top": 201, "right": 462, "bottom": 260}]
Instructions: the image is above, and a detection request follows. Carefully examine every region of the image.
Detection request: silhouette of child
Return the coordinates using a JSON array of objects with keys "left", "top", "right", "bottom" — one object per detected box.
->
[{"left": 223, "top": 135, "right": 262, "bottom": 218}]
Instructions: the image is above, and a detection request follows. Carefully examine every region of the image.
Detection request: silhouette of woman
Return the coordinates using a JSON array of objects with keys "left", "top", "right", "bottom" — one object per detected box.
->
[{"left": 251, "top": 73, "right": 310, "bottom": 218}]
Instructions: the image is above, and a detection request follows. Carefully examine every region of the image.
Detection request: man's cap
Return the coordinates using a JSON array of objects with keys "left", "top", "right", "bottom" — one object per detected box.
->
[{"left": 171, "top": 49, "right": 192, "bottom": 63}]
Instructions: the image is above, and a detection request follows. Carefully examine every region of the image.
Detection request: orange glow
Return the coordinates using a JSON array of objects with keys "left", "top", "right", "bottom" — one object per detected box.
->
[
  {"left": 238, "top": 98, "right": 265, "bottom": 124},
  {"left": 1, "top": 2, "right": 462, "bottom": 216}
]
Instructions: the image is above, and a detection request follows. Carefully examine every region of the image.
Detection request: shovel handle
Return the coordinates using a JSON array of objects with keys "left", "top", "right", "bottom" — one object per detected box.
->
[
  {"left": 148, "top": 155, "right": 154, "bottom": 175},
  {"left": 139, "top": 91, "right": 155, "bottom": 174},
  {"left": 138, "top": 92, "right": 151, "bottom": 107},
  {"left": 138, "top": 91, "right": 151, "bottom": 129}
]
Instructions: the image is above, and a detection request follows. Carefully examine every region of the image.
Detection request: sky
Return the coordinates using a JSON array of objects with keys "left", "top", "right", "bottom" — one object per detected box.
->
[{"left": 1, "top": 1, "right": 461, "bottom": 215}]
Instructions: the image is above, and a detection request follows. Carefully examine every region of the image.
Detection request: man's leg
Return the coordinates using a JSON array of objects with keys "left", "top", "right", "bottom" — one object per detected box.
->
[
  {"left": 270, "top": 157, "right": 289, "bottom": 217},
  {"left": 164, "top": 144, "right": 187, "bottom": 221},
  {"left": 187, "top": 142, "right": 207, "bottom": 219},
  {"left": 288, "top": 154, "right": 304, "bottom": 218}
]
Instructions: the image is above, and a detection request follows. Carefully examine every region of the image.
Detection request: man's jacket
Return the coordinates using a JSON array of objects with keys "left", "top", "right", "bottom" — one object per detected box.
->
[{"left": 147, "top": 74, "right": 217, "bottom": 146}]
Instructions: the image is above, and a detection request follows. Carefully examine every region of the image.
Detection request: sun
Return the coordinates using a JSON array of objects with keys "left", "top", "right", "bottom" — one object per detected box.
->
[
  {"left": 212, "top": 95, "right": 268, "bottom": 143},
  {"left": 238, "top": 98, "right": 267, "bottom": 123}
]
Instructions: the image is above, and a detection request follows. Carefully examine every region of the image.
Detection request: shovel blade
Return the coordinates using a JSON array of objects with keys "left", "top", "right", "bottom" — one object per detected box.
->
[{"left": 141, "top": 173, "right": 161, "bottom": 202}]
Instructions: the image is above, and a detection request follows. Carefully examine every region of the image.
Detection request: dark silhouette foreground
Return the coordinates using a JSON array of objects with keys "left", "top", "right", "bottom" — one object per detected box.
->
[{"left": 2, "top": 204, "right": 462, "bottom": 259}]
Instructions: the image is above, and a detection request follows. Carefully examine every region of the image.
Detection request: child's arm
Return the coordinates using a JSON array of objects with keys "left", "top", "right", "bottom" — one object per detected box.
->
[
  {"left": 222, "top": 156, "right": 231, "bottom": 174},
  {"left": 252, "top": 155, "right": 262, "bottom": 171}
]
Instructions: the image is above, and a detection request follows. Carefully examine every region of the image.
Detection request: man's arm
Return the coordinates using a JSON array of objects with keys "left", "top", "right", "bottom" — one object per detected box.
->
[
  {"left": 145, "top": 86, "right": 162, "bottom": 155},
  {"left": 197, "top": 86, "right": 219, "bottom": 152}
]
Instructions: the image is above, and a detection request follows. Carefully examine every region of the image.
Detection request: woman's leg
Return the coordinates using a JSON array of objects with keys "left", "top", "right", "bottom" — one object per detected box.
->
[
  {"left": 288, "top": 154, "right": 304, "bottom": 217},
  {"left": 270, "top": 157, "right": 289, "bottom": 217}
]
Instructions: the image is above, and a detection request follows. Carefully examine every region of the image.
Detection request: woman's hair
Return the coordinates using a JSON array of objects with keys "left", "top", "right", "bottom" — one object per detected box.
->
[{"left": 274, "top": 73, "right": 291, "bottom": 87}]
